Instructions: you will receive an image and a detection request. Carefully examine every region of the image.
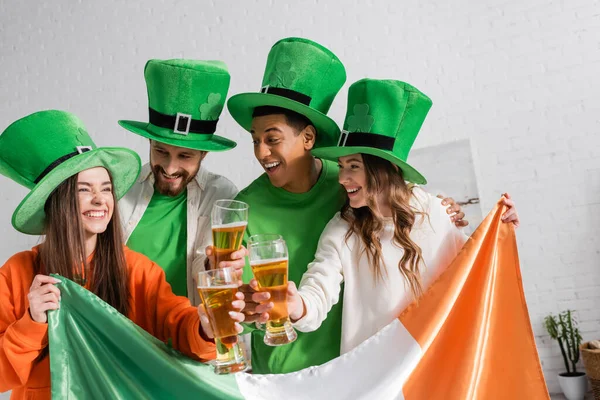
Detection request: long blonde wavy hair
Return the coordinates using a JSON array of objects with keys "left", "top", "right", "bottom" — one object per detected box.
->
[{"left": 341, "top": 153, "right": 426, "bottom": 300}]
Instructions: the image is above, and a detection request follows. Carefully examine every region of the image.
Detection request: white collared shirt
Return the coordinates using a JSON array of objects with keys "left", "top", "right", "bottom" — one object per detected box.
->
[{"left": 119, "top": 163, "right": 238, "bottom": 305}]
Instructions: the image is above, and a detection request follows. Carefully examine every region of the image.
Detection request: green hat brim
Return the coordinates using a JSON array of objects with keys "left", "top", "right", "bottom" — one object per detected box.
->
[
  {"left": 312, "top": 146, "right": 427, "bottom": 185},
  {"left": 118, "top": 120, "right": 237, "bottom": 152},
  {"left": 227, "top": 92, "right": 340, "bottom": 148},
  {"left": 12, "top": 148, "right": 141, "bottom": 235}
]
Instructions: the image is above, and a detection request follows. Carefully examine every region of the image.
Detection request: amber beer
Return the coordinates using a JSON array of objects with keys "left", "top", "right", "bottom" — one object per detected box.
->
[
  {"left": 196, "top": 267, "right": 247, "bottom": 374},
  {"left": 248, "top": 233, "right": 297, "bottom": 346},
  {"left": 211, "top": 222, "right": 247, "bottom": 268},
  {"left": 251, "top": 258, "right": 289, "bottom": 323},
  {"left": 197, "top": 285, "right": 239, "bottom": 345},
  {"left": 248, "top": 233, "right": 298, "bottom": 346},
  {"left": 211, "top": 200, "right": 249, "bottom": 270}
]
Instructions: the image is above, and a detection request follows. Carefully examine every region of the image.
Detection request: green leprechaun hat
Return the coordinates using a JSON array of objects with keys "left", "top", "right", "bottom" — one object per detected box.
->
[
  {"left": 312, "top": 79, "right": 432, "bottom": 184},
  {"left": 0, "top": 110, "right": 141, "bottom": 235},
  {"left": 227, "top": 37, "right": 346, "bottom": 148},
  {"left": 119, "top": 59, "right": 236, "bottom": 152}
]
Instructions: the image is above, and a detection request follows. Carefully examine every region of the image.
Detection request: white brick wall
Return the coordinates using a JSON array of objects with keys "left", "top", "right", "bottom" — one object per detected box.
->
[{"left": 1, "top": 0, "right": 599, "bottom": 396}]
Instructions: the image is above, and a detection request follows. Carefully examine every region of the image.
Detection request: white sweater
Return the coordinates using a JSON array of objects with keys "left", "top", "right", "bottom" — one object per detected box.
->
[{"left": 294, "top": 187, "right": 468, "bottom": 354}]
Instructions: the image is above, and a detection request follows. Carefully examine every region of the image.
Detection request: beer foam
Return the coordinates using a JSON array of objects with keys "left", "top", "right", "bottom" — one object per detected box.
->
[
  {"left": 249, "top": 257, "right": 288, "bottom": 266},
  {"left": 197, "top": 284, "right": 239, "bottom": 290},
  {"left": 212, "top": 221, "right": 248, "bottom": 229}
]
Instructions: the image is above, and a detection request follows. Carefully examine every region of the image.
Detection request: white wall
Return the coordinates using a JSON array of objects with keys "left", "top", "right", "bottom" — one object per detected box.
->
[{"left": 1, "top": 0, "right": 599, "bottom": 395}]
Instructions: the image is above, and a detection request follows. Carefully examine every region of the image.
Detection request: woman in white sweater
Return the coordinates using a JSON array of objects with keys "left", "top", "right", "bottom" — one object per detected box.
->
[
  {"left": 289, "top": 155, "right": 476, "bottom": 354},
  {"left": 254, "top": 78, "right": 520, "bottom": 354}
]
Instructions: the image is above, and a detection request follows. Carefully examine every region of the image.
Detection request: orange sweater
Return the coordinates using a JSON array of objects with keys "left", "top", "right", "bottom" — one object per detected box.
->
[{"left": 0, "top": 246, "right": 216, "bottom": 399}]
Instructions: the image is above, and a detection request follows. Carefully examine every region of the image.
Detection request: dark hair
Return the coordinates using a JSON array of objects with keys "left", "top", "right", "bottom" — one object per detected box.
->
[
  {"left": 341, "top": 154, "right": 426, "bottom": 300},
  {"left": 252, "top": 106, "right": 312, "bottom": 134},
  {"left": 37, "top": 170, "right": 130, "bottom": 316}
]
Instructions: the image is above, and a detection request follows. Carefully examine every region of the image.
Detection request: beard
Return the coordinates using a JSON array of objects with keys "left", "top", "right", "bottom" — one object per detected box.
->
[{"left": 152, "top": 164, "right": 197, "bottom": 196}]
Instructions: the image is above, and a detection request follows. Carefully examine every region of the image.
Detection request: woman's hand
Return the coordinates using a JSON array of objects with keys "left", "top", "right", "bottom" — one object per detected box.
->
[
  {"left": 197, "top": 291, "right": 246, "bottom": 339},
  {"left": 27, "top": 275, "right": 61, "bottom": 323},
  {"left": 287, "top": 281, "right": 306, "bottom": 322},
  {"left": 501, "top": 193, "right": 520, "bottom": 228}
]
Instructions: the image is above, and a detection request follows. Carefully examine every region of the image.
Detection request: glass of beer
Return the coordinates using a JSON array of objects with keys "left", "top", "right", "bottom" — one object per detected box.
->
[
  {"left": 248, "top": 234, "right": 297, "bottom": 346},
  {"left": 197, "top": 267, "right": 247, "bottom": 374},
  {"left": 211, "top": 200, "right": 249, "bottom": 270}
]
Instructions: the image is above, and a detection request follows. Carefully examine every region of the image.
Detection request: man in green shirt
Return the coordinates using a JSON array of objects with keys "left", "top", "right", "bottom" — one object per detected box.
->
[
  {"left": 118, "top": 59, "right": 243, "bottom": 304},
  {"left": 227, "top": 38, "right": 467, "bottom": 374}
]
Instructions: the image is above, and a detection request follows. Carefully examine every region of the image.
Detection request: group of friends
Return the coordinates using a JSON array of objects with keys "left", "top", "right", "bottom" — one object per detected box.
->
[{"left": 0, "top": 37, "right": 520, "bottom": 398}]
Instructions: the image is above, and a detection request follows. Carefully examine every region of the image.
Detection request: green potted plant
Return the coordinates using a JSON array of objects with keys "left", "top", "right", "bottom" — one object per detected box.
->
[{"left": 545, "top": 310, "right": 588, "bottom": 400}]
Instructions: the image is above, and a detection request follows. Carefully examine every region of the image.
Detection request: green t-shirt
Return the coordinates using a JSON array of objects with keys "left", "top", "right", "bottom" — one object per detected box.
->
[
  {"left": 236, "top": 159, "right": 346, "bottom": 374},
  {"left": 127, "top": 189, "right": 188, "bottom": 297}
]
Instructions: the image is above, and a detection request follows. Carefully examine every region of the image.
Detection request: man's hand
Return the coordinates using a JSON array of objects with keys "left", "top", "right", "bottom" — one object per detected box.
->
[
  {"left": 241, "top": 280, "right": 304, "bottom": 324},
  {"left": 437, "top": 195, "right": 469, "bottom": 228},
  {"left": 239, "top": 281, "right": 271, "bottom": 324},
  {"left": 204, "top": 245, "right": 248, "bottom": 276},
  {"left": 197, "top": 291, "right": 246, "bottom": 339},
  {"left": 500, "top": 193, "right": 520, "bottom": 228}
]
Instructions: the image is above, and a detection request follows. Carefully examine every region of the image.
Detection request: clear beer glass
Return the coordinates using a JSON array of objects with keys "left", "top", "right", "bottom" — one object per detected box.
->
[
  {"left": 248, "top": 234, "right": 297, "bottom": 346},
  {"left": 197, "top": 267, "right": 247, "bottom": 374},
  {"left": 211, "top": 200, "right": 249, "bottom": 270}
]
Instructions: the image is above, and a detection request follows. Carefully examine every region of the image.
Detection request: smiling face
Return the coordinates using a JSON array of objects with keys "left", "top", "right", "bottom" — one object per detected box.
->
[
  {"left": 77, "top": 167, "right": 115, "bottom": 239},
  {"left": 149, "top": 141, "right": 207, "bottom": 196},
  {"left": 251, "top": 113, "right": 315, "bottom": 191},
  {"left": 337, "top": 153, "right": 369, "bottom": 209},
  {"left": 338, "top": 153, "right": 400, "bottom": 216}
]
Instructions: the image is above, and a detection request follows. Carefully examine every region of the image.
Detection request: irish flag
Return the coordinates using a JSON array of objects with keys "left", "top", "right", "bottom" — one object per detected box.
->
[{"left": 48, "top": 200, "right": 549, "bottom": 399}]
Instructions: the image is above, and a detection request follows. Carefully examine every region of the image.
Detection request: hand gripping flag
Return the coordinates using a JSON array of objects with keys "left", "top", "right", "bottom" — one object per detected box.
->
[{"left": 48, "top": 199, "right": 549, "bottom": 399}]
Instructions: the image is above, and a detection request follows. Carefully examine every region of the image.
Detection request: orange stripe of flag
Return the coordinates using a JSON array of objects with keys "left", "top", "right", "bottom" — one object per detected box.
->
[{"left": 399, "top": 200, "right": 549, "bottom": 399}]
